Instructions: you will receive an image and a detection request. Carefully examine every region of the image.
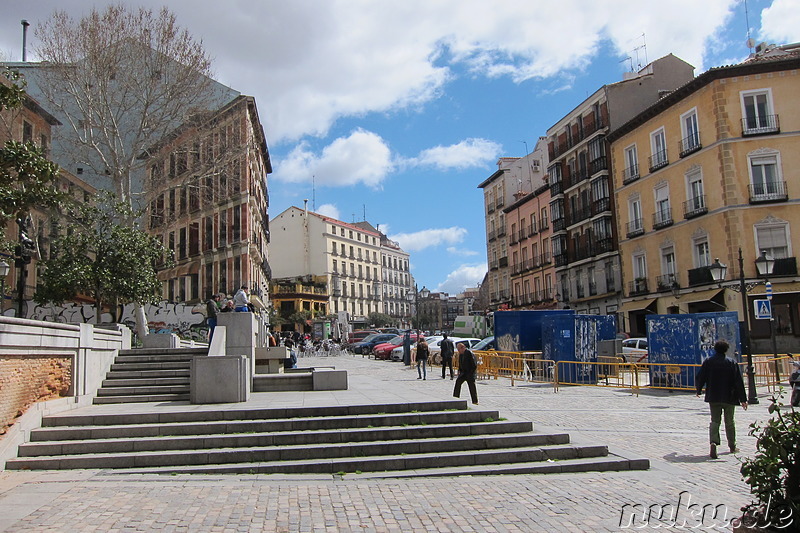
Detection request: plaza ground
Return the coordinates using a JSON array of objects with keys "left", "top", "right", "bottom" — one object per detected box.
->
[{"left": 0, "top": 353, "right": 783, "bottom": 532}]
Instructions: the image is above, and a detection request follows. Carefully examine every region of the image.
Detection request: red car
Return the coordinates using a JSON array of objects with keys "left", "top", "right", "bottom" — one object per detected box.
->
[{"left": 372, "top": 333, "right": 424, "bottom": 360}]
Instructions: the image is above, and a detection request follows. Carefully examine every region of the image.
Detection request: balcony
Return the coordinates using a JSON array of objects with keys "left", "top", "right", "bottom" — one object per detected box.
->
[
  {"left": 550, "top": 180, "right": 563, "bottom": 195},
  {"left": 742, "top": 114, "right": 780, "bottom": 136},
  {"left": 679, "top": 133, "right": 701, "bottom": 157},
  {"left": 539, "top": 251, "right": 551, "bottom": 265},
  {"left": 592, "top": 197, "right": 610, "bottom": 215},
  {"left": 511, "top": 262, "right": 522, "bottom": 275},
  {"left": 652, "top": 208, "right": 673, "bottom": 230},
  {"left": 554, "top": 253, "right": 568, "bottom": 267},
  {"left": 552, "top": 217, "right": 566, "bottom": 232},
  {"left": 508, "top": 232, "right": 518, "bottom": 244},
  {"left": 567, "top": 205, "right": 592, "bottom": 226},
  {"left": 488, "top": 228, "right": 498, "bottom": 242},
  {"left": 648, "top": 150, "right": 669, "bottom": 172},
  {"left": 622, "top": 164, "right": 639, "bottom": 185},
  {"left": 589, "top": 156, "right": 608, "bottom": 175},
  {"left": 687, "top": 266, "right": 713, "bottom": 287},
  {"left": 626, "top": 219, "right": 644, "bottom": 238},
  {"left": 595, "top": 237, "right": 614, "bottom": 255},
  {"left": 683, "top": 195, "right": 707, "bottom": 219},
  {"left": 628, "top": 278, "right": 649, "bottom": 297},
  {"left": 749, "top": 181, "right": 788, "bottom": 203},
  {"left": 487, "top": 203, "right": 495, "bottom": 214},
  {"left": 499, "top": 256, "right": 509, "bottom": 268},
  {"left": 496, "top": 197, "right": 505, "bottom": 210},
  {"left": 656, "top": 273, "right": 680, "bottom": 293},
  {"left": 773, "top": 257, "right": 798, "bottom": 277},
  {"left": 518, "top": 228, "right": 528, "bottom": 241},
  {"left": 497, "top": 225, "right": 506, "bottom": 237}
]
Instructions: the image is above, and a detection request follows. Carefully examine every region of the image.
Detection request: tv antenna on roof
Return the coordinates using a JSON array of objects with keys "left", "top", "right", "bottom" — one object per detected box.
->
[
  {"left": 744, "top": 0, "right": 754, "bottom": 53},
  {"left": 311, "top": 174, "right": 316, "bottom": 211},
  {"left": 632, "top": 33, "right": 647, "bottom": 69},
  {"left": 620, "top": 56, "right": 633, "bottom": 72}
]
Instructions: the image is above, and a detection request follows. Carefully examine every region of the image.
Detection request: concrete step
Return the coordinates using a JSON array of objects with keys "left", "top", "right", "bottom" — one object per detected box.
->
[
  {"left": 17, "top": 429, "right": 564, "bottom": 460},
  {"left": 119, "top": 348, "right": 207, "bottom": 357},
  {"left": 96, "top": 385, "right": 189, "bottom": 396},
  {"left": 109, "top": 362, "right": 191, "bottom": 372},
  {"left": 114, "top": 354, "right": 198, "bottom": 364},
  {"left": 104, "top": 370, "right": 190, "bottom": 379},
  {"left": 22, "top": 420, "right": 543, "bottom": 453},
  {"left": 101, "top": 377, "right": 190, "bottom": 388},
  {"left": 253, "top": 373, "right": 313, "bottom": 392},
  {"left": 31, "top": 409, "right": 503, "bottom": 441},
  {"left": 92, "top": 394, "right": 190, "bottom": 405},
  {"left": 5, "top": 443, "right": 609, "bottom": 471},
  {"left": 41, "top": 400, "right": 469, "bottom": 427}
]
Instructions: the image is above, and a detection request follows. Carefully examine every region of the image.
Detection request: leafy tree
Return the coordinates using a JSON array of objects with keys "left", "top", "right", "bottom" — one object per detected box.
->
[
  {"left": 0, "top": 68, "right": 64, "bottom": 251},
  {"left": 368, "top": 312, "right": 394, "bottom": 328},
  {"left": 35, "top": 193, "right": 173, "bottom": 322},
  {"left": 287, "top": 310, "right": 313, "bottom": 330}
]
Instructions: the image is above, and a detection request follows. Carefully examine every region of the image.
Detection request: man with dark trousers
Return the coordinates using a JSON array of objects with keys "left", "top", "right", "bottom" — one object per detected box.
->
[
  {"left": 695, "top": 340, "right": 748, "bottom": 458},
  {"left": 440, "top": 333, "right": 455, "bottom": 379},
  {"left": 453, "top": 341, "right": 478, "bottom": 405}
]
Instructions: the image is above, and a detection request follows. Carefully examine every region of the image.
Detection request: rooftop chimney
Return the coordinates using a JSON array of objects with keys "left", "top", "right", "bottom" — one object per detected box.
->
[{"left": 21, "top": 20, "right": 30, "bottom": 62}]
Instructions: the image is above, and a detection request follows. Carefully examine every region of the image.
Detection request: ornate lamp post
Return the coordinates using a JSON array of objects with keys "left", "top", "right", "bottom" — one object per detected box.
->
[
  {"left": 707, "top": 248, "right": 759, "bottom": 404},
  {"left": 754, "top": 250, "right": 780, "bottom": 383},
  {"left": 0, "top": 260, "right": 9, "bottom": 315}
]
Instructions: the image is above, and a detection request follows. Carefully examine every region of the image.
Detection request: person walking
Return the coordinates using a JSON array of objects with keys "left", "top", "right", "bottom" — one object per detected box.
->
[
  {"left": 205, "top": 293, "right": 221, "bottom": 342},
  {"left": 416, "top": 339, "right": 430, "bottom": 380},
  {"left": 790, "top": 359, "right": 800, "bottom": 407},
  {"left": 440, "top": 333, "right": 455, "bottom": 379},
  {"left": 695, "top": 339, "right": 748, "bottom": 458},
  {"left": 402, "top": 330, "right": 412, "bottom": 366},
  {"left": 233, "top": 285, "right": 250, "bottom": 312},
  {"left": 453, "top": 341, "right": 479, "bottom": 405}
]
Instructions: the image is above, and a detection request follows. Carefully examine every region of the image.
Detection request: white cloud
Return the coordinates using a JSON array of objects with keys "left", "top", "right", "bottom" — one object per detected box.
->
[
  {"left": 316, "top": 203, "right": 340, "bottom": 220},
  {"left": 273, "top": 129, "right": 393, "bottom": 188},
  {"left": 446, "top": 246, "right": 479, "bottom": 257},
  {"left": 1, "top": 1, "right": 742, "bottom": 143},
  {"left": 389, "top": 227, "right": 467, "bottom": 252},
  {"left": 409, "top": 138, "right": 502, "bottom": 171},
  {"left": 436, "top": 264, "right": 487, "bottom": 294},
  {"left": 760, "top": 0, "right": 800, "bottom": 43}
]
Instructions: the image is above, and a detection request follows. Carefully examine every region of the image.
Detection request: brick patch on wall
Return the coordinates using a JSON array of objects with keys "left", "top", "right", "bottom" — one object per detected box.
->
[{"left": 0, "top": 356, "right": 72, "bottom": 434}]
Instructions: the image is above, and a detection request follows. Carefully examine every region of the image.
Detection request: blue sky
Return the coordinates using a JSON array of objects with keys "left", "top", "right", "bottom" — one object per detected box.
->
[{"left": 2, "top": 0, "right": 799, "bottom": 295}]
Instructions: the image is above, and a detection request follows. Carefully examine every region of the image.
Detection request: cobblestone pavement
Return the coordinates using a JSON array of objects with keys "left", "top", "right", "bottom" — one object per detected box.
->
[{"left": 0, "top": 353, "right": 787, "bottom": 532}]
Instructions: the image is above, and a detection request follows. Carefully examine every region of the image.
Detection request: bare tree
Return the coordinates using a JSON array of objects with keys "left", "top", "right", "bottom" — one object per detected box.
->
[{"left": 31, "top": 4, "right": 227, "bottom": 208}]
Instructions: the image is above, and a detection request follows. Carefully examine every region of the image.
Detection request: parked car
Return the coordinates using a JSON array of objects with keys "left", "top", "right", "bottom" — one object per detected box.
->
[
  {"left": 373, "top": 333, "right": 424, "bottom": 360},
  {"left": 351, "top": 333, "right": 396, "bottom": 355},
  {"left": 472, "top": 336, "right": 496, "bottom": 351},
  {"left": 346, "top": 330, "right": 378, "bottom": 349},
  {"left": 429, "top": 337, "right": 481, "bottom": 364},
  {"left": 378, "top": 327, "right": 402, "bottom": 335},
  {"left": 622, "top": 337, "right": 648, "bottom": 362},
  {"left": 390, "top": 336, "right": 443, "bottom": 362}
]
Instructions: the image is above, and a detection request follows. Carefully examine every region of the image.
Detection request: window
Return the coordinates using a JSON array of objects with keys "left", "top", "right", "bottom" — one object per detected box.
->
[
  {"left": 680, "top": 108, "right": 700, "bottom": 155},
  {"left": 633, "top": 253, "right": 647, "bottom": 279},
  {"left": 22, "top": 121, "right": 33, "bottom": 143},
  {"left": 749, "top": 151, "right": 783, "bottom": 199},
  {"left": 661, "top": 247, "right": 676, "bottom": 276},
  {"left": 629, "top": 198, "right": 643, "bottom": 230},
  {"left": 686, "top": 168, "right": 705, "bottom": 212},
  {"left": 694, "top": 238, "right": 710, "bottom": 268},
  {"left": 623, "top": 144, "right": 638, "bottom": 182},
  {"left": 540, "top": 207, "right": 549, "bottom": 229},
  {"left": 530, "top": 214, "right": 537, "bottom": 234},
  {"left": 755, "top": 224, "right": 789, "bottom": 259},
  {"left": 741, "top": 89, "right": 777, "bottom": 134},
  {"left": 650, "top": 128, "right": 668, "bottom": 169},
  {"left": 654, "top": 185, "right": 671, "bottom": 226}
]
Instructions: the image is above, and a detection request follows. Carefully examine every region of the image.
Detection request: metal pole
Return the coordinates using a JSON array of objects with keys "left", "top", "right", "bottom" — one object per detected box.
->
[
  {"left": 766, "top": 277, "right": 780, "bottom": 383},
  {"left": 738, "top": 248, "right": 758, "bottom": 404}
]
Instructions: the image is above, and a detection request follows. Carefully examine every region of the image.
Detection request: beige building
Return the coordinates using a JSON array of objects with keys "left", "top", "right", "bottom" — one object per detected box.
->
[
  {"left": 608, "top": 44, "right": 800, "bottom": 350},
  {"left": 270, "top": 206, "right": 383, "bottom": 323}
]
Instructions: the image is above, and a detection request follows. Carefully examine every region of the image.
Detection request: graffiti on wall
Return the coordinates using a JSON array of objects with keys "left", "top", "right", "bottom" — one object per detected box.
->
[{"left": 10, "top": 300, "right": 209, "bottom": 340}]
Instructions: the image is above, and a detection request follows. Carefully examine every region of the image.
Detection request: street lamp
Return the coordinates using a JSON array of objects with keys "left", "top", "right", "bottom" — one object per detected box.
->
[
  {"left": 708, "top": 249, "right": 759, "bottom": 404},
  {"left": 0, "top": 260, "right": 9, "bottom": 315},
  {"left": 754, "top": 250, "right": 780, "bottom": 383}
]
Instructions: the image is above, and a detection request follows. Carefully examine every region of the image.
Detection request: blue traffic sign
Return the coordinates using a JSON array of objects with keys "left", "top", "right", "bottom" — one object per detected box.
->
[{"left": 754, "top": 299, "right": 772, "bottom": 319}]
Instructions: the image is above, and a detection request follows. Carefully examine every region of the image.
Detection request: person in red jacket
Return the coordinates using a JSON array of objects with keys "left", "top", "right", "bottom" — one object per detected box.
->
[{"left": 695, "top": 340, "right": 748, "bottom": 458}]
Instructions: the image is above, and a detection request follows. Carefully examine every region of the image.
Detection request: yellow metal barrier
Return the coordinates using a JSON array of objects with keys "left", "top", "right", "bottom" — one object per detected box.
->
[
  {"left": 747, "top": 354, "right": 793, "bottom": 391},
  {"left": 556, "top": 360, "right": 640, "bottom": 392},
  {"left": 447, "top": 350, "right": 557, "bottom": 391}
]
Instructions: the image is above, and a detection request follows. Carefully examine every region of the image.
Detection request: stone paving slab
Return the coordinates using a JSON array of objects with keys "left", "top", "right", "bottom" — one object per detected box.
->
[{"left": 0, "top": 353, "right": 786, "bottom": 532}]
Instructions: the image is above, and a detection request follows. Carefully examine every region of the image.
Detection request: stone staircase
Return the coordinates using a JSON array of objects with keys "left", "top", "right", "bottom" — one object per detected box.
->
[
  {"left": 93, "top": 348, "right": 207, "bottom": 404},
  {"left": 5, "top": 400, "right": 649, "bottom": 477}
]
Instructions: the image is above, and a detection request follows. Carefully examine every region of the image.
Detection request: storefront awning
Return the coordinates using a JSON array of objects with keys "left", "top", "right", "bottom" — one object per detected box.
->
[
  {"left": 681, "top": 288, "right": 724, "bottom": 305},
  {"left": 749, "top": 280, "right": 800, "bottom": 295},
  {"left": 156, "top": 267, "right": 176, "bottom": 281},
  {"left": 618, "top": 298, "right": 657, "bottom": 313}
]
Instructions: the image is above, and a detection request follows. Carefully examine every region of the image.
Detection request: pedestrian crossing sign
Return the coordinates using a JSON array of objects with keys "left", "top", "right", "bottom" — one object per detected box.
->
[{"left": 754, "top": 299, "right": 772, "bottom": 319}]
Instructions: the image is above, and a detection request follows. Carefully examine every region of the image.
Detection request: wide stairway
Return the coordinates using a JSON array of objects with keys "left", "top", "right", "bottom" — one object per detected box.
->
[
  {"left": 93, "top": 348, "right": 207, "bottom": 404},
  {"left": 5, "top": 400, "right": 649, "bottom": 477}
]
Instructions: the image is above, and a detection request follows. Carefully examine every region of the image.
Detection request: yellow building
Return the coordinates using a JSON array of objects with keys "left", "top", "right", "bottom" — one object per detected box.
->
[
  {"left": 609, "top": 44, "right": 800, "bottom": 351},
  {"left": 269, "top": 275, "right": 329, "bottom": 332}
]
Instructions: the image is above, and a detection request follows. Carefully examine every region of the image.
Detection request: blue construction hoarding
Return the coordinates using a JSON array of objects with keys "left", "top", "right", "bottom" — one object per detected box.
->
[
  {"left": 543, "top": 314, "right": 617, "bottom": 384},
  {"left": 646, "top": 312, "right": 741, "bottom": 389},
  {"left": 493, "top": 310, "right": 574, "bottom": 352}
]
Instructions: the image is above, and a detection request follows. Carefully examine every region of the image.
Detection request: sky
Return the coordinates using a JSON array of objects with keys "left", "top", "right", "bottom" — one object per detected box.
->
[{"left": 1, "top": 0, "right": 799, "bottom": 295}]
